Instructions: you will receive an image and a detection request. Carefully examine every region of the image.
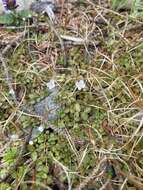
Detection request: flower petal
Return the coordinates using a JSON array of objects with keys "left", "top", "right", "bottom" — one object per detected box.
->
[
  {"left": 75, "top": 80, "right": 86, "bottom": 90},
  {"left": 47, "top": 79, "right": 56, "bottom": 90},
  {"left": 37, "top": 125, "right": 44, "bottom": 132},
  {"left": 29, "top": 140, "right": 34, "bottom": 145}
]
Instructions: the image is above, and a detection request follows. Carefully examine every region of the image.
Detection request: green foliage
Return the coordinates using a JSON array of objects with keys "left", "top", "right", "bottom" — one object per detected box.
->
[
  {"left": 111, "top": 0, "right": 131, "bottom": 9},
  {"left": 0, "top": 10, "right": 33, "bottom": 25},
  {"left": 111, "top": 0, "right": 142, "bottom": 15},
  {"left": 0, "top": 13, "right": 14, "bottom": 24},
  {"left": 3, "top": 147, "right": 18, "bottom": 165},
  {"left": 0, "top": 183, "right": 12, "bottom": 190}
]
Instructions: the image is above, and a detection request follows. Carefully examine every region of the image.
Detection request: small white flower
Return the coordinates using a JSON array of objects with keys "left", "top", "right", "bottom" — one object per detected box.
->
[
  {"left": 37, "top": 125, "right": 44, "bottom": 132},
  {"left": 10, "top": 134, "right": 19, "bottom": 140},
  {"left": 28, "top": 14, "right": 32, "bottom": 18},
  {"left": 9, "top": 89, "right": 15, "bottom": 96},
  {"left": 75, "top": 80, "right": 86, "bottom": 90},
  {"left": 29, "top": 140, "right": 34, "bottom": 145},
  {"left": 47, "top": 79, "right": 56, "bottom": 90}
]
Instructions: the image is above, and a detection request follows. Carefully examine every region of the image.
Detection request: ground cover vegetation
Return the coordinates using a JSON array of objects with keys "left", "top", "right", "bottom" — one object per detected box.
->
[{"left": 0, "top": 0, "right": 143, "bottom": 189}]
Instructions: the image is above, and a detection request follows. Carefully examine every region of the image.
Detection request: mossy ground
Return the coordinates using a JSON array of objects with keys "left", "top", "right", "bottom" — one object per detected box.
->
[{"left": 0, "top": 1, "right": 143, "bottom": 190}]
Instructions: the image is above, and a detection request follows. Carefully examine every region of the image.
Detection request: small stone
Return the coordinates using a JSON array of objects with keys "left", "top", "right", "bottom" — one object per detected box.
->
[{"left": 34, "top": 88, "right": 60, "bottom": 122}]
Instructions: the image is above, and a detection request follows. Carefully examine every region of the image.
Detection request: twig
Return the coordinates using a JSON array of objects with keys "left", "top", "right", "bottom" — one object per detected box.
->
[
  {"left": 119, "top": 171, "right": 143, "bottom": 190},
  {"left": 75, "top": 158, "right": 107, "bottom": 190},
  {"left": 0, "top": 31, "right": 26, "bottom": 103},
  {"left": 112, "top": 160, "right": 143, "bottom": 190},
  {"left": 1, "top": 31, "right": 26, "bottom": 56},
  {"left": 45, "top": 14, "right": 67, "bottom": 65},
  {"left": 99, "top": 179, "right": 113, "bottom": 190},
  {"left": 0, "top": 53, "right": 18, "bottom": 103}
]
